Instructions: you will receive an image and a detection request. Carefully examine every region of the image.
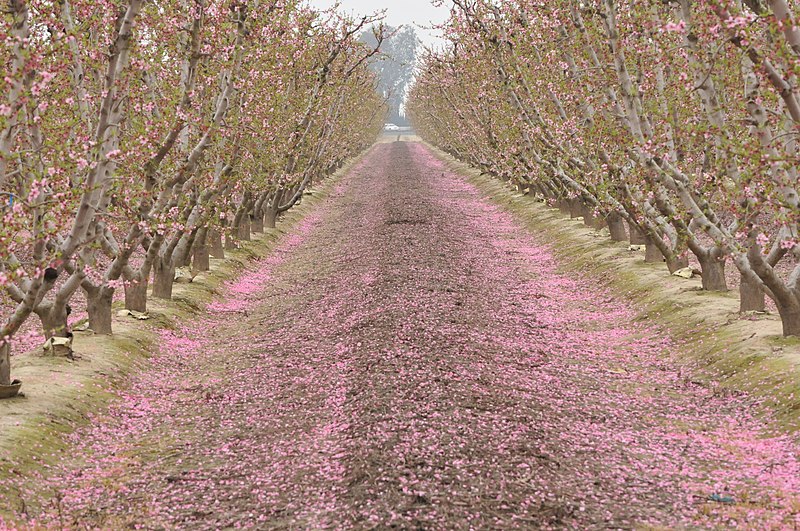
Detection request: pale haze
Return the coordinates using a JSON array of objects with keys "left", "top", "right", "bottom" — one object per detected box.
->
[{"left": 307, "top": 0, "right": 450, "bottom": 47}]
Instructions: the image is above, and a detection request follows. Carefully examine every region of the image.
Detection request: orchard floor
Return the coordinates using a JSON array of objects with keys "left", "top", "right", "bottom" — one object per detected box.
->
[{"left": 7, "top": 141, "right": 800, "bottom": 529}]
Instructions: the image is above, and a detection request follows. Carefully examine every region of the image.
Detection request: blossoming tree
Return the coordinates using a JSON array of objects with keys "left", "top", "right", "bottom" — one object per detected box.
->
[
  {"left": 0, "top": 0, "right": 386, "bottom": 388},
  {"left": 409, "top": 0, "right": 800, "bottom": 336}
]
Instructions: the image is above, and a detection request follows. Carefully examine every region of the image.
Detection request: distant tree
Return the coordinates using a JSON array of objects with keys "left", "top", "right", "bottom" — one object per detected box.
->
[{"left": 361, "top": 25, "right": 419, "bottom": 125}]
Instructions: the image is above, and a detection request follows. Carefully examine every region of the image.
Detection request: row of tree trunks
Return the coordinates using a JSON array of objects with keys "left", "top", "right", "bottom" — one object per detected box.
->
[
  {"left": 83, "top": 179, "right": 352, "bottom": 337},
  {"left": 118, "top": 202, "right": 279, "bottom": 319},
  {"left": 546, "top": 194, "right": 766, "bottom": 312}
]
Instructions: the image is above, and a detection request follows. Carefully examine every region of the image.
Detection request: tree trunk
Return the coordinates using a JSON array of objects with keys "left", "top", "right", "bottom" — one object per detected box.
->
[
  {"left": 177, "top": 245, "right": 192, "bottom": 268},
  {"left": 208, "top": 229, "right": 224, "bottom": 259},
  {"left": 0, "top": 342, "right": 10, "bottom": 386},
  {"left": 777, "top": 304, "right": 800, "bottom": 337},
  {"left": 265, "top": 202, "right": 279, "bottom": 229},
  {"left": 152, "top": 257, "right": 175, "bottom": 300},
  {"left": 125, "top": 277, "right": 148, "bottom": 312},
  {"left": 569, "top": 197, "right": 583, "bottom": 218},
  {"left": 582, "top": 203, "right": 595, "bottom": 227},
  {"left": 582, "top": 203, "right": 605, "bottom": 229},
  {"left": 225, "top": 231, "right": 238, "bottom": 250},
  {"left": 557, "top": 199, "right": 571, "bottom": 215},
  {"left": 644, "top": 238, "right": 664, "bottom": 263},
  {"left": 237, "top": 215, "right": 251, "bottom": 241},
  {"left": 38, "top": 304, "right": 70, "bottom": 340},
  {"left": 739, "top": 274, "right": 766, "bottom": 312},
  {"left": 193, "top": 231, "right": 211, "bottom": 273},
  {"left": 87, "top": 288, "right": 114, "bottom": 335},
  {"left": 629, "top": 224, "right": 647, "bottom": 245},
  {"left": 665, "top": 253, "right": 689, "bottom": 274},
  {"left": 696, "top": 254, "right": 728, "bottom": 291},
  {"left": 251, "top": 213, "right": 264, "bottom": 234},
  {"left": 607, "top": 213, "right": 627, "bottom": 242}
]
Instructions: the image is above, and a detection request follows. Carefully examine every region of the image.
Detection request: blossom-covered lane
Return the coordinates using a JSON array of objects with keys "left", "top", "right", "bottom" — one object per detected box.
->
[{"left": 20, "top": 141, "right": 800, "bottom": 529}]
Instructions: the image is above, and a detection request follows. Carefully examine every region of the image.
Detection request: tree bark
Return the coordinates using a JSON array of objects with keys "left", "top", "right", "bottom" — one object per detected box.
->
[
  {"left": 696, "top": 253, "right": 728, "bottom": 291},
  {"left": 642, "top": 234, "right": 687, "bottom": 272},
  {"left": 582, "top": 203, "right": 605, "bottom": 229},
  {"left": 177, "top": 249, "right": 192, "bottom": 268},
  {"left": 778, "top": 305, "right": 800, "bottom": 337},
  {"left": 193, "top": 229, "right": 211, "bottom": 272},
  {"left": 582, "top": 203, "right": 595, "bottom": 227},
  {"left": 37, "top": 303, "right": 70, "bottom": 340},
  {"left": 225, "top": 231, "right": 238, "bottom": 250},
  {"left": 739, "top": 274, "right": 766, "bottom": 312},
  {"left": 172, "top": 243, "right": 194, "bottom": 267},
  {"left": 87, "top": 288, "right": 114, "bottom": 335},
  {"left": 668, "top": 255, "right": 690, "bottom": 273},
  {"left": 568, "top": 197, "right": 583, "bottom": 218},
  {"left": 251, "top": 212, "right": 264, "bottom": 234},
  {"left": 0, "top": 342, "right": 10, "bottom": 386},
  {"left": 236, "top": 215, "right": 251, "bottom": 241},
  {"left": 607, "top": 213, "right": 627, "bottom": 241},
  {"left": 629, "top": 223, "right": 647, "bottom": 245},
  {"left": 557, "top": 199, "right": 571, "bottom": 214},
  {"left": 264, "top": 202, "right": 279, "bottom": 229},
  {"left": 125, "top": 277, "right": 148, "bottom": 312},
  {"left": 644, "top": 237, "right": 664, "bottom": 263},
  {"left": 208, "top": 229, "right": 224, "bottom": 259},
  {"left": 152, "top": 257, "right": 175, "bottom": 300}
]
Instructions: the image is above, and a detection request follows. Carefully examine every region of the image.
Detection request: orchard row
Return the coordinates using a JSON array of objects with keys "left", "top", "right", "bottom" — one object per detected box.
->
[
  {"left": 408, "top": 0, "right": 800, "bottom": 336},
  {"left": 0, "top": 1, "right": 386, "bottom": 386}
]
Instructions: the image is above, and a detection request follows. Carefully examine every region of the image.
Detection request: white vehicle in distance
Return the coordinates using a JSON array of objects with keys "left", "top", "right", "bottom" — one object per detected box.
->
[{"left": 384, "top": 123, "right": 400, "bottom": 131}]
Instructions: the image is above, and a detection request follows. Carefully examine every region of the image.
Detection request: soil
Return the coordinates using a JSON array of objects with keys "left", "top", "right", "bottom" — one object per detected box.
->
[{"left": 3, "top": 140, "right": 800, "bottom": 529}]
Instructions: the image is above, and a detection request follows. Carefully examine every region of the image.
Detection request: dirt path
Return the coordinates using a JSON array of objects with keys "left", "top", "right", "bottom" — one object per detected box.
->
[{"left": 10, "top": 142, "right": 800, "bottom": 529}]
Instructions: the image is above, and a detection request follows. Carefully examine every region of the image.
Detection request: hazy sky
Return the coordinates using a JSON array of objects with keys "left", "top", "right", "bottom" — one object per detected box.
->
[{"left": 307, "top": 0, "right": 450, "bottom": 47}]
